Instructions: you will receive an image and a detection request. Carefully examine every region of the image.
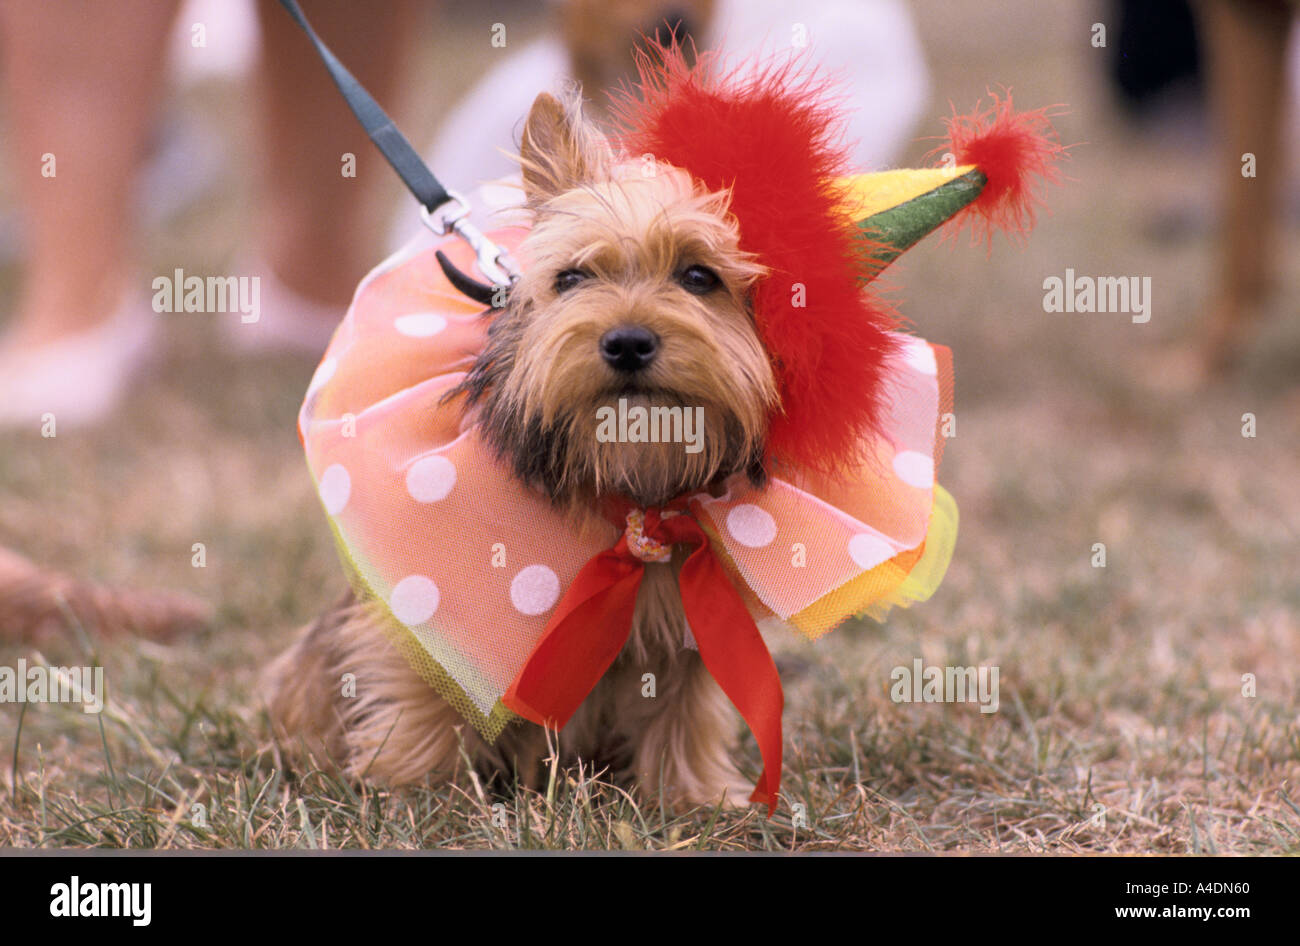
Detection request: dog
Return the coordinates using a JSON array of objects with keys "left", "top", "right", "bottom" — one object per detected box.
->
[
  {"left": 265, "top": 43, "right": 1057, "bottom": 811},
  {"left": 561, "top": 0, "right": 714, "bottom": 111},
  {"left": 266, "top": 89, "right": 776, "bottom": 808}
]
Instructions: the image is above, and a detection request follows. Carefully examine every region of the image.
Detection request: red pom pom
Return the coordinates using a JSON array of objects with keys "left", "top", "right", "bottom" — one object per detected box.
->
[
  {"left": 939, "top": 92, "right": 1067, "bottom": 246},
  {"left": 610, "top": 45, "right": 900, "bottom": 473}
]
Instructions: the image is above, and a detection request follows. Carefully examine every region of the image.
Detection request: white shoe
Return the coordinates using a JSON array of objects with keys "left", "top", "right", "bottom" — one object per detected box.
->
[
  {"left": 219, "top": 259, "right": 342, "bottom": 357},
  {"left": 0, "top": 295, "right": 156, "bottom": 430}
]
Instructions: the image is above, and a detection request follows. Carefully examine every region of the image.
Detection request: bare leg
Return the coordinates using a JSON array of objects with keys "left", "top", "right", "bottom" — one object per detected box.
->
[
  {"left": 0, "top": 0, "right": 179, "bottom": 347},
  {"left": 253, "top": 0, "right": 421, "bottom": 311}
]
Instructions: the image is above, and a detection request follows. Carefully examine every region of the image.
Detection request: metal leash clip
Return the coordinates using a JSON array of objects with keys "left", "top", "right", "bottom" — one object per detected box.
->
[{"left": 420, "top": 191, "right": 522, "bottom": 289}]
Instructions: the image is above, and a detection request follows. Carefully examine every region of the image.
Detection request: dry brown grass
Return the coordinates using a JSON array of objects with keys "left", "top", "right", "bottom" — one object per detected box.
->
[{"left": 1, "top": 0, "right": 1297, "bottom": 851}]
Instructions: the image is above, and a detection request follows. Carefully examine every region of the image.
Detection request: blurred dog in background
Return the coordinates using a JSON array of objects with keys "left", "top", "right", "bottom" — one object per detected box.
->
[{"left": 1195, "top": 0, "right": 1295, "bottom": 377}]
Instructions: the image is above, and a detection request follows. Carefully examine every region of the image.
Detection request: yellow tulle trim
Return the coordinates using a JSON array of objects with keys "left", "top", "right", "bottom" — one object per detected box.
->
[
  {"left": 369, "top": 612, "right": 517, "bottom": 744},
  {"left": 788, "top": 484, "right": 959, "bottom": 636},
  {"left": 312, "top": 462, "right": 517, "bottom": 744},
  {"left": 311, "top": 463, "right": 956, "bottom": 739}
]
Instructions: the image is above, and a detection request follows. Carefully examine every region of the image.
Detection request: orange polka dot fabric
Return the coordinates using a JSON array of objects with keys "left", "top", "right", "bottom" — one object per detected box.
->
[{"left": 299, "top": 229, "right": 958, "bottom": 740}]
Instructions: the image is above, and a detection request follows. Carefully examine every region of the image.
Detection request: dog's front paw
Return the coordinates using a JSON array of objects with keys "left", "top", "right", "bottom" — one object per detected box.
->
[
  {"left": 709, "top": 780, "right": 756, "bottom": 811},
  {"left": 651, "top": 774, "right": 754, "bottom": 812}
]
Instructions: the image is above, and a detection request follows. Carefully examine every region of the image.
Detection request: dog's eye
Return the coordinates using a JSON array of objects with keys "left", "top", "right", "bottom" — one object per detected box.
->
[
  {"left": 554, "top": 269, "right": 591, "bottom": 294},
  {"left": 677, "top": 265, "right": 720, "bottom": 295}
]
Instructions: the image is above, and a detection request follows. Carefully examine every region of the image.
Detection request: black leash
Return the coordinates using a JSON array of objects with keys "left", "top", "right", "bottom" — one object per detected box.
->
[
  {"left": 276, "top": 0, "right": 518, "bottom": 298},
  {"left": 277, "top": 0, "right": 448, "bottom": 213}
]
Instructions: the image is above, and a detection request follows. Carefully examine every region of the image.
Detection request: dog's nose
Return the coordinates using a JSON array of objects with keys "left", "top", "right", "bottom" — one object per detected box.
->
[{"left": 599, "top": 326, "right": 659, "bottom": 373}]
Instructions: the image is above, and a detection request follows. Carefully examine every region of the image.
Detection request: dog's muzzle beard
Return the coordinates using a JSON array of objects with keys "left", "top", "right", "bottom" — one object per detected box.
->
[
  {"left": 449, "top": 295, "right": 772, "bottom": 510},
  {"left": 470, "top": 391, "right": 767, "bottom": 510}
]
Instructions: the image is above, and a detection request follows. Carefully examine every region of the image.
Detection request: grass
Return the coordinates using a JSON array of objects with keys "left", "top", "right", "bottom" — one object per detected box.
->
[{"left": 1, "top": 0, "right": 1298, "bottom": 851}]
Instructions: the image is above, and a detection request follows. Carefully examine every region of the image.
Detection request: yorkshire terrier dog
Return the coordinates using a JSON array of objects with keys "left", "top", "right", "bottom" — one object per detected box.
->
[
  {"left": 267, "top": 90, "right": 775, "bottom": 806},
  {"left": 267, "top": 41, "right": 1061, "bottom": 812}
]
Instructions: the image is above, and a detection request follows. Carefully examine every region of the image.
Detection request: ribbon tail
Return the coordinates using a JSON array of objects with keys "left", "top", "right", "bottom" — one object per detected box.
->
[
  {"left": 679, "top": 544, "right": 784, "bottom": 817},
  {"left": 503, "top": 548, "right": 644, "bottom": 729}
]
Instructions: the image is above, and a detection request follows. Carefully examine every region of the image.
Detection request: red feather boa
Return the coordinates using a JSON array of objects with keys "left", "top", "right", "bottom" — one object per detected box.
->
[
  {"left": 612, "top": 47, "right": 1065, "bottom": 472},
  {"left": 939, "top": 91, "right": 1068, "bottom": 247},
  {"left": 610, "top": 46, "right": 900, "bottom": 473}
]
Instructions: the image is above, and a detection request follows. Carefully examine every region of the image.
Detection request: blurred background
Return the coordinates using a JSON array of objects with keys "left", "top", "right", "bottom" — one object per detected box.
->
[{"left": 0, "top": 0, "right": 1296, "bottom": 850}]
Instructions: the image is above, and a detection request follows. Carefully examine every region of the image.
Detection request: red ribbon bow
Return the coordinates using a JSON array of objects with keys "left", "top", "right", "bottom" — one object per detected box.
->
[{"left": 502, "top": 501, "right": 784, "bottom": 815}]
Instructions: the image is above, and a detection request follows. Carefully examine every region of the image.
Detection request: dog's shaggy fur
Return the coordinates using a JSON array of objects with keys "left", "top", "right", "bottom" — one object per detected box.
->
[{"left": 266, "top": 91, "right": 778, "bottom": 808}]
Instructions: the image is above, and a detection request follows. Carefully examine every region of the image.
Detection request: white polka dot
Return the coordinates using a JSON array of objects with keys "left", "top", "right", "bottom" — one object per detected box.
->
[
  {"left": 318, "top": 464, "right": 351, "bottom": 515},
  {"left": 902, "top": 339, "right": 937, "bottom": 376},
  {"left": 849, "top": 533, "right": 895, "bottom": 569},
  {"left": 308, "top": 356, "right": 337, "bottom": 392},
  {"left": 394, "top": 312, "right": 448, "bottom": 338},
  {"left": 892, "top": 451, "right": 935, "bottom": 489},
  {"left": 390, "top": 575, "right": 440, "bottom": 625},
  {"left": 510, "top": 565, "right": 560, "bottom": 616},
  {"left": 726, "top": 504, "right": 777, "bottom": 548},
  {"left": 406, "top": 455, "right": 457, "bottom": 503}
]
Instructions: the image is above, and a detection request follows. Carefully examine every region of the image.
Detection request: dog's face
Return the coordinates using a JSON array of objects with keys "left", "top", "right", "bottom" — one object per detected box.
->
[{"left": 457, "top": 92, "right": 777, "bottom": 510}]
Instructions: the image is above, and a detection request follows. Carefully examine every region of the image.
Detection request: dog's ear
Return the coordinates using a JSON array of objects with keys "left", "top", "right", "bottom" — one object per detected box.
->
[{"left": 519, "top": 91, "right": 608, "bottom": 204}]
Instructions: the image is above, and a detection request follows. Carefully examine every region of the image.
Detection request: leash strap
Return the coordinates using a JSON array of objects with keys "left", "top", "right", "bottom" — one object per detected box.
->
[
  {"left": 276, "top": 0, "right": 451, "bottom": 214},
  {"left": 276, "top": 0, "right": 520, "bottom": 285}
]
